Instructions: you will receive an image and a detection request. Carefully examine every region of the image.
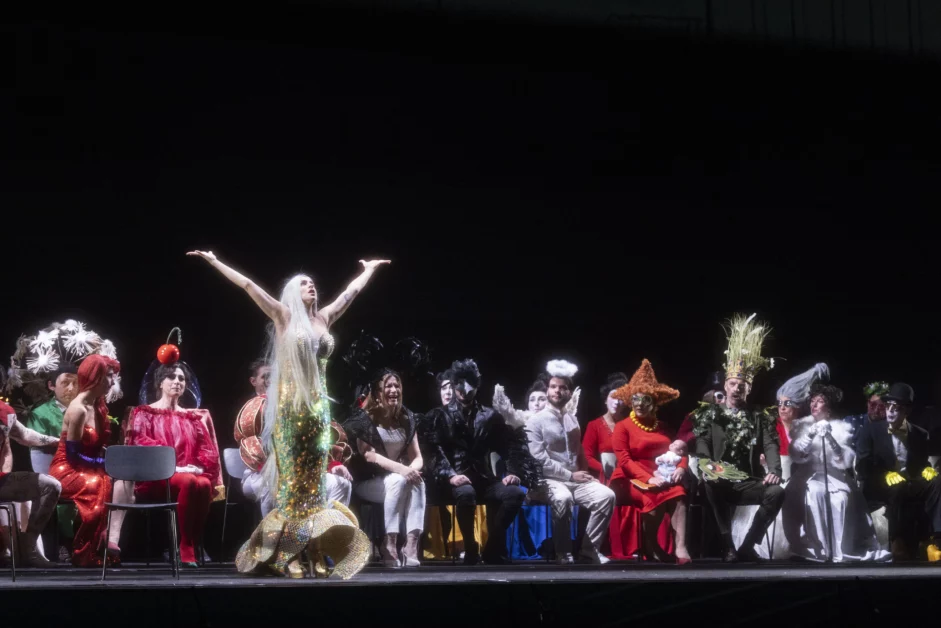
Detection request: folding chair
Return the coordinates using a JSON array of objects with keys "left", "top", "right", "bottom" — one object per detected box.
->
[
  {"left": 220, "top": 448, "right": 249, "bottom": 561},
  {"left": 0, "top": 502, "right": 17, "bottom": 581},
  {"left": 101, "top": 445, "right": 180, "bottom": 580}
]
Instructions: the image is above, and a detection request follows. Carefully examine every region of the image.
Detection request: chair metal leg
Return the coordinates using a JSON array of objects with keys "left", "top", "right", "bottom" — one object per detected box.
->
[
  {"left": 169, "top": 508, "right": 181, "bottom": 579},
  {"left": 101, "top": 509, "right": 113, "bottom": 581},
  {"left": 545, "top": 504, "right": 552, "bottom": 563},
  {"left": 2, "top": 505, "right": 18, "bottom": 582},
  {"left": 220, "top": 476, "right": 230, "bottom": 561},
  {"left": 450, "top": 506, "right": 457, "bottom": 565},
  {"left": 145, "top": 512, "right": 151, "bottom": 566}
]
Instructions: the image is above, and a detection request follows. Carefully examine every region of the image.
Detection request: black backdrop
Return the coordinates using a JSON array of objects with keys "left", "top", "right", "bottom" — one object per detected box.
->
[{"left": 5, "top": 5, "right": 941, "bottom": 456}]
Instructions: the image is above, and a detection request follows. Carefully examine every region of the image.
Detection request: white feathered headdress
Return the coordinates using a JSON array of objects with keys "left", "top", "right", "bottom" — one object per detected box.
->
[
  {"left": 546, "top": 359, "right": 578, "bottom": 379},
  {"left": 776, "top": 363, "right": 829, "bottom": 405},
  {"left": 7, "top": 319, "right": 122, "bottom": 403}
]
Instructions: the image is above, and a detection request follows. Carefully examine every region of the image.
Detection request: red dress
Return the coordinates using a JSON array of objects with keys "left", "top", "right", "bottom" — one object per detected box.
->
[
  {"left": 609, "top": 417, "right": 688, "bottom": 512},
  {"left": 582, "top": 417, "right": 674, "bottom": 559},
  {"left": 50, "top": 413, "right": 114, "bottom": 567},
  {"left": 125, "top": 406, "right": 221, "bottom": 563},
  {"left": 776, "top": 420, "right": 789, "bottom": 456}
]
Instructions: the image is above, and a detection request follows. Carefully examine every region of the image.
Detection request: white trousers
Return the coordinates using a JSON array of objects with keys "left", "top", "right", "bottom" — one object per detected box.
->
[
  {"left": 532, "top": 479, "right": 615, "bottom": 555},
  {"left": 241, "top": 469, "right": 352, "bottom": 517},
  {"left": 355, "top": 473, "right": 426, "bottom": 535}
]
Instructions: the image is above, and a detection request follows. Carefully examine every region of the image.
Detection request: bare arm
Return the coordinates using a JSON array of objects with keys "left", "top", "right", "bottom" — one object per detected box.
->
[
  {"left": 1, "top": 437, "right": 11, "bottom": 474},
  {"left": 10, "top": 419, "right": 59, "bottom": 448},
  {"left": 319, "top": 259, "right": 390, "bottom": 327},
  {"left": 405, "top": 435, "right": 423, "bottom": 471},
  {"left": 358, "top": 439, "right": 409, "bottom": 475},
  {"left": 187, "top": 251, "right": 288, "bottom": 329},
  {"left": 64, "top": 405, "right": 88, "bottom": 442}
]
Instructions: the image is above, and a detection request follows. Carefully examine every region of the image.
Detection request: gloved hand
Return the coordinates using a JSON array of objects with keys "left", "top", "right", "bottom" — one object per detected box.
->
[
  {"left": 886, "top": 471, "right": 906, "bottom": 486},
  {"left": 813, "top": 421, "right": 832, "bottom": 436},
  {"left": 922, "top": 467, "right": 939, "bottom": 482}
]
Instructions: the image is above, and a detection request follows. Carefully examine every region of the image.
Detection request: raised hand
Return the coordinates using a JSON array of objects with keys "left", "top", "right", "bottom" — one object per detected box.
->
[
  {"left": 359, "top": 259, "right": 391, "bottom": 271},
  {"left": 187, "top": 250, "right": 217, "bottom": 263}
]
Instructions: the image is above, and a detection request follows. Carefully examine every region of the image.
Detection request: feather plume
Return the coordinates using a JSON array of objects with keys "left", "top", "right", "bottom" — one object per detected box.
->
[
  {"left": 722, "top": 313, "right": 773, "bottom": 383},
  {"left": 27, "top": 346, "right": 60, "bottom": 373},
  {"left": 546, "top": 359, "right": 578, "bottom": 379},
  {"left": 29, "top": 329, "right": 60, "bottom": 352},
  {"left": 63, "top": 327, "right": 101, "bottom": 357},
  {"left": 62, "top": 320, "right": 82, "bottom": 332},
  {"left": 99, "top": 339, "right": 117, "bottom": 359}
]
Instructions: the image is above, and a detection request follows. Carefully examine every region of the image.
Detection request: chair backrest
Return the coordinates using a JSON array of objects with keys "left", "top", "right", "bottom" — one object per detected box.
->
[
  {"left": 104, "top": 446, "right": 176, "bottom": 482},
  {"left": 223, "top": 448, "right": 248, "bottom": 479},
  {"left": 30, "top": 450, "right": 54, "bottom": 475}
]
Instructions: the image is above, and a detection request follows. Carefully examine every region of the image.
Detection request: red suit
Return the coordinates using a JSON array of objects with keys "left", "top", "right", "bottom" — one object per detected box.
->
[
  {"left": 50, "top": 412, "right": 114, "bottom": 566},
  {"left": 125, "top": 406, "right": 221, "bottom": 563},
  {"left": 582, "top": 417, "right": 674, "bottom": 559}
]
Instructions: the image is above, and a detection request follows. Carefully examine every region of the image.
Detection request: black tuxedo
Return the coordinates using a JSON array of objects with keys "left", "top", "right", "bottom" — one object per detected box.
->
[{"left": 856, "top": 419, "right": 941, "bottom": 543}]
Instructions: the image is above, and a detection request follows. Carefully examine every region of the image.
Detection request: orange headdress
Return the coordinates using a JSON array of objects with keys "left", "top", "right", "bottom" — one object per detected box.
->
[{"left": 612, "top": 359, "right": 680, "bottom": 407}]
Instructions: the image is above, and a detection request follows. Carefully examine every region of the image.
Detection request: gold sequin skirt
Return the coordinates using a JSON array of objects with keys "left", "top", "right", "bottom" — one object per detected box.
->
[{"left": 235, "top": 501, "right": 370, "bottom": 579}]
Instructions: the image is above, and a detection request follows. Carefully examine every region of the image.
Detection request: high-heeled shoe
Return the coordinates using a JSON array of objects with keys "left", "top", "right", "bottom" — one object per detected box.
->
[
  {"left": 380, "top": 533, "right": 401, "bottom": 569},
  {"left": 401, "top": 531, "right": 421, "bottom": 567}
]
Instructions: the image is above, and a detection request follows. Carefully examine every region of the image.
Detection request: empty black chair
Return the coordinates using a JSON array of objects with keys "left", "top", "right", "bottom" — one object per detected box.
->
[{"left": 100, "top": 445, "right": 180, "bottom": 580}]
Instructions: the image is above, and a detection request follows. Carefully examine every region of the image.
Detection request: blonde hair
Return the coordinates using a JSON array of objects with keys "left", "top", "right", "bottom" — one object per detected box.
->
[{"left": 363, "top": 371, "right": 404, "bottom": 427}]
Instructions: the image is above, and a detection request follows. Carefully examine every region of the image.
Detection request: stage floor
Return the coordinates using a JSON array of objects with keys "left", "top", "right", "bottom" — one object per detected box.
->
[{"left": 3, "top": 559, "right": 941, "bottom": 588}]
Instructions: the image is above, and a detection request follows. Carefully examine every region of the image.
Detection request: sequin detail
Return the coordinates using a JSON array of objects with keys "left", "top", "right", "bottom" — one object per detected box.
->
[{"left": 235, "top": 331, "right": 369, "bottom": 579}]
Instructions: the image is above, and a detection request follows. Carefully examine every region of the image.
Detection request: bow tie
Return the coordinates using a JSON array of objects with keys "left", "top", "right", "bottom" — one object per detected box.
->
[{"left": 888, "top": 420, "right": 910, "bottom": 438}]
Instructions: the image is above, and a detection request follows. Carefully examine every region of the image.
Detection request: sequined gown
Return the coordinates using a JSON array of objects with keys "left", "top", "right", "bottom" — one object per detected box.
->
[
  {"left": 235, "top": 331, "right": 369, "bottom": 578},
  {"left": 50, "top": 413, "right": 114, "bottom": 567}
]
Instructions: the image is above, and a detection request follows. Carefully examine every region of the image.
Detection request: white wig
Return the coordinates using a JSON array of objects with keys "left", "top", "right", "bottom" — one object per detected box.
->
[
  {"left": 776, "top": 362, "right": 829, "bottom": 404},
  {"left": 546, "top": 359, "right": 578, "bottom": 379},
  {"left": 260, "top": 273, "right": 323, "bottom": 493}
]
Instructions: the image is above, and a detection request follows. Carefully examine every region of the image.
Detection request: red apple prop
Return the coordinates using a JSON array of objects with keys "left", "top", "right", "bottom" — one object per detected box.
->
[{"left": 157, "top": 344, "right": 180, "bottom": 364}]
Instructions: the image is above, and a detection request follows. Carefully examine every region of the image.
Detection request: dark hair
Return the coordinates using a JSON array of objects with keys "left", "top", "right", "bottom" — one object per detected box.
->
[
  {"left": 436, "top": 369, "right": 453, "bottom": 386},
  {"left": 449, "top": 359, "right": 481, "bottom": 389},
  {"left": 544, "top": 372, "right": 574, "bottom": 390},
  {"left": 810, "top": 383, "right": 843, "bottom": 409},
  {"left": 154, "top": 363, "right": 185, "bottom": 394},
  {"left": 249, "top": 359, "right": 269, "bottom": 377},
  {"left": 525, "top": 379, "right": 548, "bottom": 401},
  {"left": 600, "top": 372, "right": 629, "bottom": 403}
]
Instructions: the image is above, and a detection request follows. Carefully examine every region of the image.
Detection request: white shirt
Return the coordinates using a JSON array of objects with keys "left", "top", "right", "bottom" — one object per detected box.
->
[{"left": 377, "top": 425, "right": 407, "bottom": 463}]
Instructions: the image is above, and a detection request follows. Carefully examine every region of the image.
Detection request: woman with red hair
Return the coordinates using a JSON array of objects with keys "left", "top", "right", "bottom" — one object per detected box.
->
[{"left": 50, "top": 354, "right": 128, "bottom": 566}]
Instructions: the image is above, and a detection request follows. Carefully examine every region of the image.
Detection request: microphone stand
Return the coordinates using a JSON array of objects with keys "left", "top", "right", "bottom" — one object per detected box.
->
[{"left": 820, "top": 428, "right": 836, "bottom": 564}]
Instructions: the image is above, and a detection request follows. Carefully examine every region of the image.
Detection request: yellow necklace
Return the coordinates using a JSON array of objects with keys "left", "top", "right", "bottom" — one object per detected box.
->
[{"left": 630, "top": 410, "right": 658, "bottom": 432}]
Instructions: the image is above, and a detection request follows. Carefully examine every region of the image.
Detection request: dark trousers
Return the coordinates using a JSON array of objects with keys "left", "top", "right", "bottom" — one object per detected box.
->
[
  {"left": 703, "top": 478, "right": 785, "bottom": 549},
  {"left": 867, "top": 475, "right": 941, "bottom": 542},
  {"left": 446, "top": 477, "right": 525, "bottom": 560}
]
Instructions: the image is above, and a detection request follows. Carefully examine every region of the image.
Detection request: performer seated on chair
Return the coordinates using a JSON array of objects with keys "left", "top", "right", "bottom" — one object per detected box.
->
[
  {"left": 423, "top": 359, "right": 539, "bottom": 565},
  {"left": 608, "top": 360, "right": 690, "bottom": 564},
  {"left": 344, "top": 369, "right": 425, "bottom": 568},
  {"left": 0, "top": 397, "right": 61, "bottom": 567},
  {"left": 857, "top": 382, "right": 941, "bottom": 562},
  {"left": 786, "top": 377, "right": 889, "bottom": 562},
  {"left": 690, "top": 314, "right": 784, "bottom": 564},
  {"left": 51, "top": 355, "right": 130, "bottom": 567},
  {"left": 236, "top": 359, "right": 353, "bottom": 518},
  {"left": 527, "top": 359, "right": 614, "bottom": 565},
  {"left": 125, "top": 338, "right": 222, "bottom": 567}
]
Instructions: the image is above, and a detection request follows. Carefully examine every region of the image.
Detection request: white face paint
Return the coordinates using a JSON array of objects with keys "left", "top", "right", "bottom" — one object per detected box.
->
[
  {"left": 605, "top": 391, "right": 621, "bottom": 416},
  {"left": 440, "top": 380, "right": 453, "bottom": 405}
]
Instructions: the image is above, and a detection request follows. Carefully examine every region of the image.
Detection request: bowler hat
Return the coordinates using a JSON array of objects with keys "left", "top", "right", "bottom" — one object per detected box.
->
[{"left": 884, "top": 383, "right": 914, "bottom": 405}]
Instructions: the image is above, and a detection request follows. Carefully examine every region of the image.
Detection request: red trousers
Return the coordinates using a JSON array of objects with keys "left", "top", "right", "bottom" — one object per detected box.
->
[{"left": 138, "top": 473, "right": 212, "bottom": 563}]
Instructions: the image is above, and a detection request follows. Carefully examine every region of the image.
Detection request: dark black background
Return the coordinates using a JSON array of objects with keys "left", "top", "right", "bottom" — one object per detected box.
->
[{"left": 5, "top": 4, "right": 941, "bottom": 448}]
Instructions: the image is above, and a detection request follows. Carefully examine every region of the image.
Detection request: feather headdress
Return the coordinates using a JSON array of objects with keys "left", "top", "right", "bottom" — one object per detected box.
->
[
  {"left": 776, "top": 363, "right": 829, "bottom": 404},
  {"left": 722, "top": 313, "right": 773, "bottom": 384},
  {"left": 546, "top": 359, "right": 578, "bottom": 379},
  {"left": 6, "top": 319, "right": 122, "bottom": 403}
]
